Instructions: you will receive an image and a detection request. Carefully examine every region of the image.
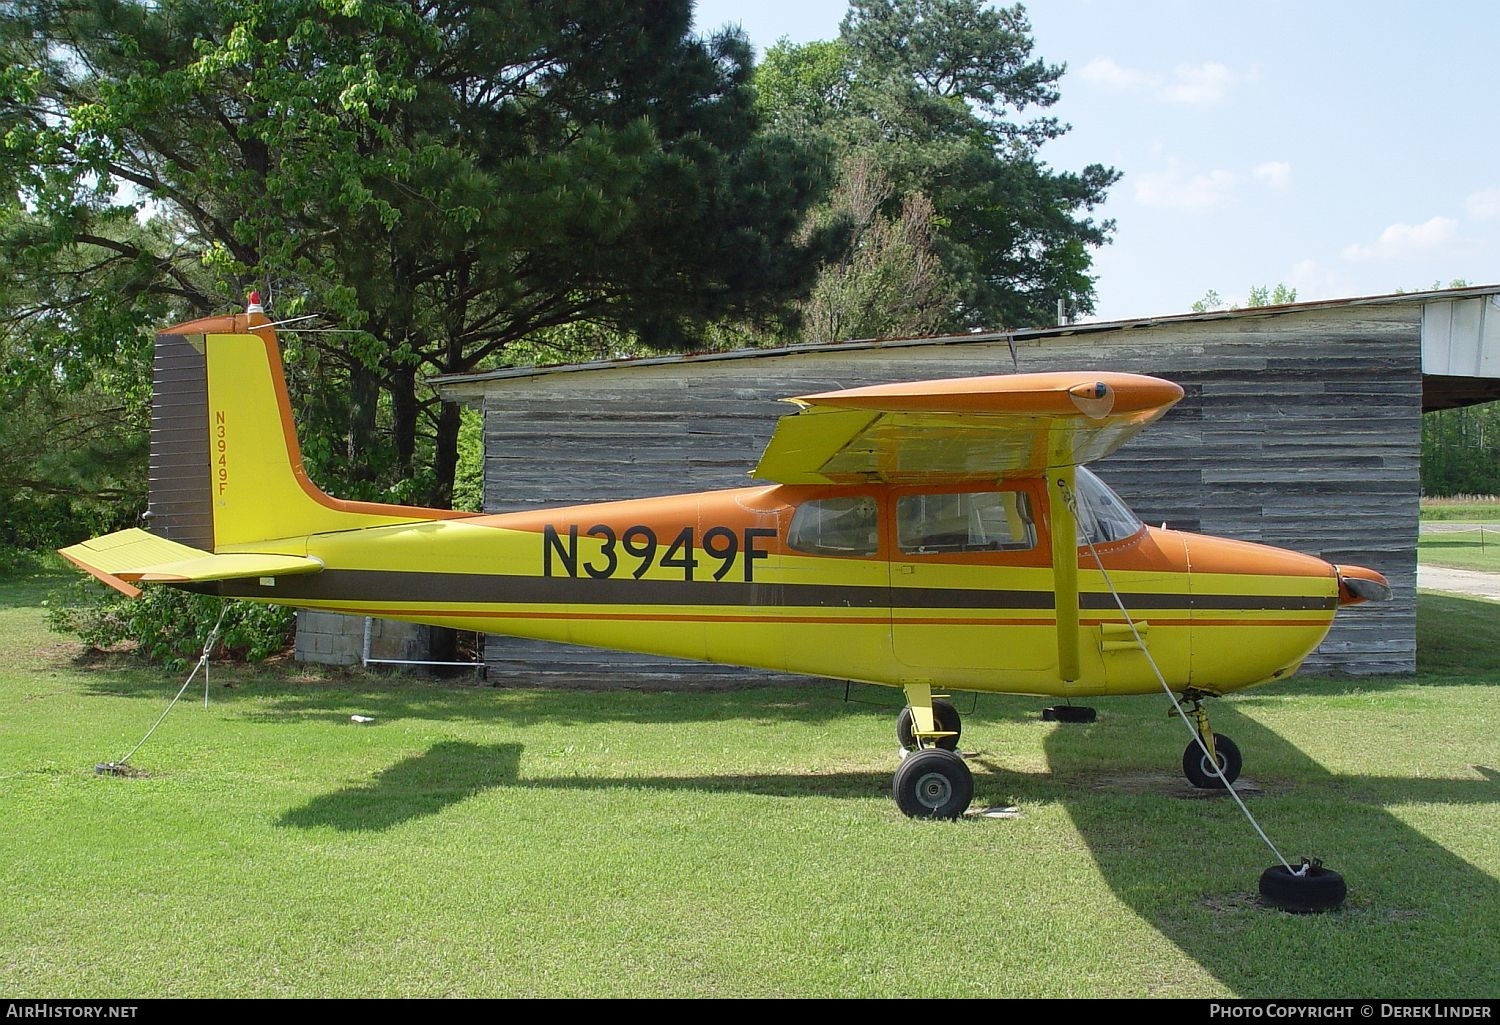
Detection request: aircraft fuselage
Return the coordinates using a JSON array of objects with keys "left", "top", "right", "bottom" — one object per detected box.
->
[{"left": 219, "top": 475, "right": 1343, "bottom": 698}]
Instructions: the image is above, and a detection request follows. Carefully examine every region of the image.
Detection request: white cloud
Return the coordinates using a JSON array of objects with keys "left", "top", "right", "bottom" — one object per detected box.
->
[
  {"left": 1467, "top": 188, "right": 1500, "bottom": 219},
  {"left": 1134, "top": 165, "right": 1239, "bottom": 212},
  {"left": 1252, "top": 161, "right": 1292, "bottom": 190},
  {"left": 1340, "top": 217, "right": 1461, "bottom": 261},
  {"left": 1079, "top": 56, "right": 1153, "bottom": 91},
  {"left": 1133, "top": 156, "right": 1288, "bottom": 213},
  {"left": 1287, "top": 259, "right": 1350, "bottom": 301},
  {"left": 1078, "top": 57, "right": 1237, "bottom": 105},
  {"left": 1161, "top": 62, "right": 1233, "bottom": 105}
]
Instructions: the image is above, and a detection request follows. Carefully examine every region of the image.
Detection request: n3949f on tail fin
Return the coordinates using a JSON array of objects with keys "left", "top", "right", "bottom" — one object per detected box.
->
[{"left": 60, "top": 309, "right": 474, "bottom": 596}]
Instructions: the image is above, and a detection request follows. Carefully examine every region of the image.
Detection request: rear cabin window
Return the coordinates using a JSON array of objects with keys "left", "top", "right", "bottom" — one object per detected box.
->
[
  {"left": 897, "top": 491, "right": 1036, "bottom": 555},
  {"left": 787, "top": 497, "right": 879, "bottom": 556}
]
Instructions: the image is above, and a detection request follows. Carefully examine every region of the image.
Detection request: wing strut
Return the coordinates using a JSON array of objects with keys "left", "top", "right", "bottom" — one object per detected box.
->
[{"left": 1046, "top": 463, "right": 1081, "bottom": 684}]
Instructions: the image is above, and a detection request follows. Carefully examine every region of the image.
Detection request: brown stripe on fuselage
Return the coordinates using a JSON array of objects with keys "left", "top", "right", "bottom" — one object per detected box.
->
[{"left": 216, "top": 569, "right": 1336, "bottom": 613}]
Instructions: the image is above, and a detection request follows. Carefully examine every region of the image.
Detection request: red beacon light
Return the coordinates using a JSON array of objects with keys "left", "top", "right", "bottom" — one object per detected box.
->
[{"left": 246, "top": 291, "right": 264, "bottom": 315}]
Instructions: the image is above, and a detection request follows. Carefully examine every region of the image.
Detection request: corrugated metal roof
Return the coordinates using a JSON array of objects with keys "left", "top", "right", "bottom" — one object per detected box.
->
[{"left": 430, "top": 284, "right": 1500, "bottom": 391}]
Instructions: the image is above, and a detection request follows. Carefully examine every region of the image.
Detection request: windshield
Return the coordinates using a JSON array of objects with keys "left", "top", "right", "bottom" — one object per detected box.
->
[{"left": 1073, "top": 467, "right": 1143, "bottom": 546}]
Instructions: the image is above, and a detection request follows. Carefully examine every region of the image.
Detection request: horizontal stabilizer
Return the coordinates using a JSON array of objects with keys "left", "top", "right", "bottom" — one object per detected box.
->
[{"left": 58, "top": 528, "right": 322, "bottom": 597}]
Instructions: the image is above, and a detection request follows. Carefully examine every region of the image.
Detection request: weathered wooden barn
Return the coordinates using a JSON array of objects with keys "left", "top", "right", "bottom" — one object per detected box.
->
[{"left": 425, "top": 285, "right": 1499, "bottom": 685}]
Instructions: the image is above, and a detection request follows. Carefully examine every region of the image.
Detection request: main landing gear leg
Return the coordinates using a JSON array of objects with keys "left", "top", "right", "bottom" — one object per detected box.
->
[
  {"left": 1178, "top": 695, "right": 1242, "bottom": 789},
  {"left": 892, "top": 684, "right": 972, "bottom": 819}
]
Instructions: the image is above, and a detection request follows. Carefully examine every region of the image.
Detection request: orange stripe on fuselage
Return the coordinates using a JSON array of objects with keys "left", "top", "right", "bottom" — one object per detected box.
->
[{"left": 284, "top": 605, "right": 1324, "bottom": 631}]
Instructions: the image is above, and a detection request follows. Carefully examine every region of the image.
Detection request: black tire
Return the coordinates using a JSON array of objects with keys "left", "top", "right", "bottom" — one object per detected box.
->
[
  {"left": 895, "top": 699, "right": 961, "bottom": 751},
  {"left": 1182, "top": 733, "right": 1242, "bottom": 789},
  {"left": 893, "top": 748, "right": 973, "bottom": 819},
  {"left": 1258, "top": 863, "right": 1347, "bottom": 913}
]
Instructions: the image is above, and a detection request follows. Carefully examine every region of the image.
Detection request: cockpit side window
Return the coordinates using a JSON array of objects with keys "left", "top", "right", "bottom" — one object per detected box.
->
[
  {"left": 897, "top": 490, "right": 1036, "bottom": 554},
  {"left": 1073, "top": 467, "right": 1144, "bottom": 546},
  {"left": 787, "top": 497, "right": 879, "bottom": 556}
]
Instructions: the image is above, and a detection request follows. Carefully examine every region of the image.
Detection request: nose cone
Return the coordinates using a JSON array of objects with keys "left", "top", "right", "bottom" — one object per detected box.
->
[{"left": 1335, "top": 564, "right": 1392, "bottom": 605}]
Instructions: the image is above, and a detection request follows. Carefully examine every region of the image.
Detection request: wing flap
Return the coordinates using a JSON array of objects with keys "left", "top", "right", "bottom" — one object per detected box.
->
[
  {"left": 749, "top": 407, "right": 881, "bottom": 485},
  {"left": 59, "top": 528, "right": 322, "bottom": 597}
]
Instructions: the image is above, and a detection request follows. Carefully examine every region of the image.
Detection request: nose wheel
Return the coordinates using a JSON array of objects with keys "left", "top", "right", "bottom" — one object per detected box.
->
[
  {"left": 1183, "top": 732, "right": 1241, "bottom": 788},
  {"left": 1178, "top": 697, "right": 1241, "bottom": 789}
]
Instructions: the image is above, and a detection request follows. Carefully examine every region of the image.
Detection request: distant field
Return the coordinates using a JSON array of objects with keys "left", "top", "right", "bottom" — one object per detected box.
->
[
  {"left": 2, "top": 571, "right": 1497, "bottom": 998},
  {"left": 1420, "top": 497, "right": 1500, "bottom": 522}
]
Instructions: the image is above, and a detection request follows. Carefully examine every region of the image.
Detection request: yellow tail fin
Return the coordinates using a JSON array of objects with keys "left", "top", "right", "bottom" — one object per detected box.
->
[{"left": 146, "top": 311, "right": 468, "bottom": 551}]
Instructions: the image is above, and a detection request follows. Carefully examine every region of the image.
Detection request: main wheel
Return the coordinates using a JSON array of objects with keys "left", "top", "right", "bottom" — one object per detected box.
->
[
  {"left": 1182, "top": 733, "right": 1242, "bottom": 789},
  {"left": 1259, "top": 862, "right": 1346, "bottom": 913},
  {"left": 895, "top": 699, "right": 961, "bottom": 751},
  {"left": 892, "top": 748, "right": 973, "bottom": 819}
]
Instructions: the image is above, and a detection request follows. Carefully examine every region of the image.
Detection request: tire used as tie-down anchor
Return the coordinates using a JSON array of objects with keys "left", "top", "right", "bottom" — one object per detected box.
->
[{"left": 1258, "top": 859, "right": 1347, "bottom": 913}]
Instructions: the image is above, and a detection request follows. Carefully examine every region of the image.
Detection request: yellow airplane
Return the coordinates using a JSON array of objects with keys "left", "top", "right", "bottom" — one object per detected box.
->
[{"left": 61, "top": 306, "right": 1391, "bottom": 819}]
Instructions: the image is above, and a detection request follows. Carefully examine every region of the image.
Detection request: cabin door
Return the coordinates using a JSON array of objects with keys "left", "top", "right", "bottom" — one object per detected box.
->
[{"left": 888, "top": 485, "right": 1056, "bottom": 672}]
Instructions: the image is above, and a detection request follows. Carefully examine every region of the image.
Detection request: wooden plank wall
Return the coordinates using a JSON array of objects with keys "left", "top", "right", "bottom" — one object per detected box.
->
[{"left": 480, "top": 304, "right": 1422, "bottom": 684}]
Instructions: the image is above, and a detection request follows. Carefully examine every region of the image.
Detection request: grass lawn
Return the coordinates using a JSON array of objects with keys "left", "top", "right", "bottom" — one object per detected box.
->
[
  {"left": 2, "top": 571, "right": 1497, "bottom": 998},
  {"left": 1418, "top": 526, "right": 1500, "bottom": 573}
]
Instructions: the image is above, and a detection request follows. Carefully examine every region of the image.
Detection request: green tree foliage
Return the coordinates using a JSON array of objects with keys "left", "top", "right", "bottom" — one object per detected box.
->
[
  {"left": 1422, "top": 403, "right": 1500, "bottom": 497},
  {"left": 0, "top": 205, "right": 156, "bottom": 550},
  {"left": 1247, "top": 283, "right": 1298, "bottom": 307},
  {"left": 800, "top": 154, "right": 957, "bottom": 342},
  {"left": 756, "top": 0, "right": 1119, "bottom": 334},
  {"left": 2, "top": 0, "right": 836, "bottom": 509},
  {"left": 1190, "top": 283, "right": 1297, "bottom": 312},
  {"left": 46, "top": 580, "right": 295, "bottom": 669},
  {"left": 451, "top": 406, "right": 484, "bottom": 514},
  {"left": 1189, "top": 289, "right": 1227, "bottom": 313},
  {"left": 0, "top": 376, "right": 148, "bottom": 547}
]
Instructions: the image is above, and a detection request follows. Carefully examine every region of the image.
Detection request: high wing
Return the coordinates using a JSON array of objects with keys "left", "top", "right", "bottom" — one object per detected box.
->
[
  {"left": 751, "top": 370, "right": 1185, "bottom": 685},
  {"left": 751, "top": 371, "right": 1185, "bottom": 485},
  {"left": 58, "top": 528, "right": 323, "bottom": 598}
]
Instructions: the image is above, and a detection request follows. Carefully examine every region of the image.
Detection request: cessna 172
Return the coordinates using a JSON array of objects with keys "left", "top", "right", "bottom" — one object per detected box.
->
[{"left": 60, "top": 306, "right": 1391, "bottom": 819}]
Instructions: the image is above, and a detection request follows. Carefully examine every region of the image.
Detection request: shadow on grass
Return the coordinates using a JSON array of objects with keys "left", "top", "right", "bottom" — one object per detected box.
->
[
  {"left": 72, "top": 657, "right": 1052, "bottom": 732},
  {"left": 0, "top": 569, "right": 74, "bottom": 609},
  {"left": 1045, "top": 704, "right": 1500, "bottom": 996},
  {"left": 276, "top": 733, "right": 1073, "bottom": 834},
  {"left": 274, "top": 693, "right": 1498, "bottom": 992},
  {"left": 279, "top": 740, "right": 522, "bottom": 832},
  {"left": 512, "top": 760, "right": 1060, "bottom": 803},
  {"left": 1413, "top": 592, "right": 1500, "bottom": 678}
]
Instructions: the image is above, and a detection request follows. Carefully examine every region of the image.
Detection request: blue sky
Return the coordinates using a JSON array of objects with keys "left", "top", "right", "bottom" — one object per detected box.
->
[{"left": 692, "top": 0, "right": 1500, "bottom": 322}]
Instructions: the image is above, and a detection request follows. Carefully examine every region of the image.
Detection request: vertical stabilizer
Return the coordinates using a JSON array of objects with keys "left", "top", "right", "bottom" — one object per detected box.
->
[{"left": 144, "top": 307, "right": 469, "bottom": 551}]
